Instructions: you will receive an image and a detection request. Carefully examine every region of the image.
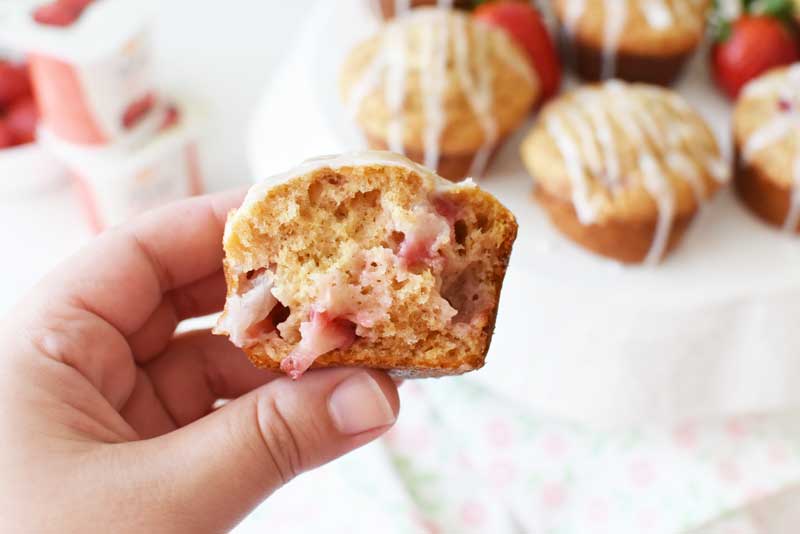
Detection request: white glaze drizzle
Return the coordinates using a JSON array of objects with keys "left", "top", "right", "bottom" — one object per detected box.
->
[
  {"left": 743, "top": 115, "right": 796, "bottom": 160},
  {"left": 384, "top": 24, "right": 407, "bottom": 153},
  {"left": 420, "top": 9, "right": 449, "bottom": 170},
  {"left": 545, "top": 82, "right": 720, "bottom": 263},
  {"left": 564, "top": 0, "right": 587, "bottom": 33},
  {"left": 601, "top": 0, "right": 626, "bottom": 79},
  {"left": 740, "top": 64, "right": 800, "bottom": 232},
  {"left": 546, "top": 115, "right": 599, "bottom": 224},
  {"left": 453, "top": 15, "right": 498, "bottom": 177},
  {"left": 640, "top": 152, "right": 675, "bottom": 264},
  {"left": 575, "top": 91, "right": 621, "bottom": 189},
  {"left": 641, "top": 0, "right": 674, "bottom": 29},
  {"left": 346, "top": 8, "right": 535, "bottom": 178},
  {"left": 239, "top": 150, "right": 475, "bottom": 217}
]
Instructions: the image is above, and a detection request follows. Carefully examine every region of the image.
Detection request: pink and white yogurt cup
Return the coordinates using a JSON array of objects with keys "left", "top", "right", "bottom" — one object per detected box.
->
[
  {"left": 1, "top": 0, "right": 163, "bottom": 146},
  {"left": 39, "top": 100, "right": 206, "bottom": 232}
]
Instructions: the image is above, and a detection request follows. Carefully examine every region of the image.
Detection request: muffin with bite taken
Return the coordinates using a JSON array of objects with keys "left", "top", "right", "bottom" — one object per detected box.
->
[
  {"left": 553, "top": 0, "right": 710, "bottom": 85},
  {"left": 733, "top": 63, "right": 800, "bottom": 233},
  {"left": 521, "top": 80, "right": 728, "bottom": 264},
  {"left": 340, "top": 8, "right": 539, "bottom": 181},
  {"left": 214, "top": 151, "right": 518, "bottom": 379}
]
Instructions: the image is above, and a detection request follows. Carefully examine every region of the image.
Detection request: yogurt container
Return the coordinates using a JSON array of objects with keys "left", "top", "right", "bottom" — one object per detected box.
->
[
  {"left": 1, "top": 0, "right": 163, "bottom": 146},
  {"left": 40, "top": 100, "right": 206, "bottom": 232}
]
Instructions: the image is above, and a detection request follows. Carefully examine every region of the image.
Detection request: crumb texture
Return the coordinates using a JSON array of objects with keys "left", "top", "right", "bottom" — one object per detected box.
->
[{"left": 216, "top": 154, "right": 517, "bottom": 377}]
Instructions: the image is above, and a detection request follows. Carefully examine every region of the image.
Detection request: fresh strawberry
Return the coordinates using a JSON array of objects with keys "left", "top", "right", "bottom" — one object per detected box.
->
[
  {"left": 6, "top": 97, "right": 39, "bottom": 145},
  {"left": 159, "top": 104, "right": 180, "bottom": 131},
  {"left": 121, "top": 93, "right": 155, "bottom": 130},
  {"left": 32, "top": 2, "right": 79, "bottom": 27},
  {"left": 712, "top": 15, "right": 799, "bottom": 99},
  {"left": 474, "top": 1, "right": 561, "bottom": 101},
  {"left": 0, "top": 120, "right": 18, "bottom": 149},
  {"left": 0, "top": 62, "right": 32, "bottom": 107}
]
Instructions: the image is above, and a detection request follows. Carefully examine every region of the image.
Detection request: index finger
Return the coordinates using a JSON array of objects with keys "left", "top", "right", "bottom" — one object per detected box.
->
[{"left": 34, "top": 189, "right": 245, "bottom": 337}]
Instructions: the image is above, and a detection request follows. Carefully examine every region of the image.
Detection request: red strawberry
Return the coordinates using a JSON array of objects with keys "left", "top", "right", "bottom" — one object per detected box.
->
[
  {"left": 121, "top": 93, "right": 155, "bottom": 130},
  {"left": 0, "top": 62, "right": 32, "bottom": 107},
  {"left": 159, "top": 104, "right": 180, "bottom": 131},
  {"left": 32, "top": 2, "right": 79, "bottom": 27},
  {"left": 474, "top": 1, "right": 561, "bottom": 101},
  {"left": 60, "top": 0, "right": 94, "bottom": 11},
  {"left": 6, "top": 97, "right": 39, "bottom": 144},
  {"left": 712, "top": 16, "right": 799, "bottom": 99},
  {"left": 0, "top": 120, "right": 18, "bottom": 149}
]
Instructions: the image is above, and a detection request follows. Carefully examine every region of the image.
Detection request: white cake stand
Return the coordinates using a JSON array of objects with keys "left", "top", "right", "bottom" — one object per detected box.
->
[{"left": 249, "top": 0, "right": 800, "bottom": 426}]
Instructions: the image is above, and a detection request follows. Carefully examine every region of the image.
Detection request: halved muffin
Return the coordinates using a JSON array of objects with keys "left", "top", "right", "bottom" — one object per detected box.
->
[
  {"left": 553, "top": 0, "right": 710, "bottom": 85},
  {"left": 214, "top": 151, "right": 518, "bottom": 378},
  {"left": 340, "top": 8, "right": 539, "bottom": 181},
  {"left": 733, "top": 64, "right": 800, "bottom": 233},
  {"left": 521, "top": 81, "right": 728, "bottom": 264}
]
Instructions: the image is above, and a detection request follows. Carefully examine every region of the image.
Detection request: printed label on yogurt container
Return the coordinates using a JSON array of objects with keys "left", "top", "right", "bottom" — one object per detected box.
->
[
  {"left": 30, "top": 30, "right": 159, "bottom": 145},
  {"left": 77, "top": 31, "right": 156, "bottom": 139},
  {"left": 81, "top": 145, "right": 202, "bottom": 230}
]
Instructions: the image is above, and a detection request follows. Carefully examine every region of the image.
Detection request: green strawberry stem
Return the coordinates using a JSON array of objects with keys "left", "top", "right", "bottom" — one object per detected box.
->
[{"left": 712, "top": 0, "right": 796, "bottom": 42}]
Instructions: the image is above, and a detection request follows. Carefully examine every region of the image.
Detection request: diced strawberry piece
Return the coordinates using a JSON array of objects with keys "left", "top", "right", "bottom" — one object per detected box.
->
[
  {"left": 159, "top": 104, "right": 180, "bottom": 131},
  {"left": 432, "top": 195, "right": 460, "bottom": 223},
  {"left": 397, "top": 210, "right": 450, "bottom": 265},
  {"left": 0, "top": 121, "right": 17, "bottom": 148},
  {"left": 6, "top": 97, "right": 39, "bottom": 144},
  {"left": 280, "top": 311, "right": 356, "bottom": 380},
  {"left": 32, "top": 2, "right": 79, "bottom": 27},
  {"left": 0, "top": 62, "right": 32, "bottom": 107},
  {"left": 121, "top": 93, "right": 155, "bottom": 129}
]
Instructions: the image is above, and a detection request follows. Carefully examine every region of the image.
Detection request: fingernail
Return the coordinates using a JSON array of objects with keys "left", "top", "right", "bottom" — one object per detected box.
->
[{"left": 328, "top": 372, "right": 396, "bottom": 435}]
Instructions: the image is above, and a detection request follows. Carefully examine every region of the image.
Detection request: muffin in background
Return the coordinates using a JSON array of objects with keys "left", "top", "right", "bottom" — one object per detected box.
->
[
  {"left": 521, "top": 81, "right": 728, "bottom": 264},
  {"left": 375, "top": 0, "right": 528, "bottom": 19},
  {"left": 376, "top": 0, "right": 471, "bottom": 19},
  {"left": 340, "top": 8, "right": 539, "bottom": 181},
  {"left": 553, "top": 0, "right": 710, "bottom": 85},
  {"left": 733, "top": 63, "right": 800, "bottom": 233}
]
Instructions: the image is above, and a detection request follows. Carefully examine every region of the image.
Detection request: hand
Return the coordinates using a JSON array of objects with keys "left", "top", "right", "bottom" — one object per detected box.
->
[{"left": 0, "top": 191, "right": 400, "bottom": 533}]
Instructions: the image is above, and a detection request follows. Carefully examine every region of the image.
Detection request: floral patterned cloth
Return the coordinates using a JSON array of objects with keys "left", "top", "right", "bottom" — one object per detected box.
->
[{"left": 236, "top": 377, "right": 800, "bottom": 534}]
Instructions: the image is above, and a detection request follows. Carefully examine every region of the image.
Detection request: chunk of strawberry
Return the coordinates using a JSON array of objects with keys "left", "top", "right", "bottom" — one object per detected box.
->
[
  {"left": 0, "top": 121, "right": 18, "bottom": 148},
  {"left": 6, "top": 97, "right": 39, "bottom": 145}
]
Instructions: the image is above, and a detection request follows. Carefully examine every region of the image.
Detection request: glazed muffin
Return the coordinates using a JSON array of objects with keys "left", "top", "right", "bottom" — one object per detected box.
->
[
  {"left": 376, "top": 0, "right": 472, "bottom": 19},
  {"left": 521, "top": 81, "right": 728, "bottom": 264},
  {"left": 340, "top": 8, "right": 539, "bottom": 181},
  {"left": 214, "top": 151, "right": 518, "bottom": 379},
  {"left": 553, "top": 0, "right": 710, "bottom": 85},
  {"left": 374, "top": 0, "right": 526, "bottom": 19},
  {"left": 733, "top": 64, "right": 800, "bottom": 233}
]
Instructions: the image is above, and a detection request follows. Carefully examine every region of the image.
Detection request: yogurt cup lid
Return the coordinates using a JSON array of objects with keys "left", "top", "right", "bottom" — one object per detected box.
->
[
  {"left": 39, "top": 97, "right": 206, "bottom": 177},
  {"left": 0, "top": 0, "right": 156, "bottom": 61}
]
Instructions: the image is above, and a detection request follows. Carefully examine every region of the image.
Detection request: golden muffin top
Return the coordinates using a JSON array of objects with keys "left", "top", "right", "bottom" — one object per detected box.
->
[
  {"left": 521, "top": 81, "right": 727, "bottom": 223},
  {"left": 340, "top": 8, "right": 539, "bottom": 164},
  {"left": 734, "top": 63, "right": 800, "bottom": 188},
  {"left": 553, "top": 0, "right": 710, "bottom": 56}
]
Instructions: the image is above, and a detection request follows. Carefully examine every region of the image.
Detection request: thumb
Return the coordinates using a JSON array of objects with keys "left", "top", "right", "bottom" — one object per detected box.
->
[{"left": 130, "top": 368, "right": 399, "bottom": 532}]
